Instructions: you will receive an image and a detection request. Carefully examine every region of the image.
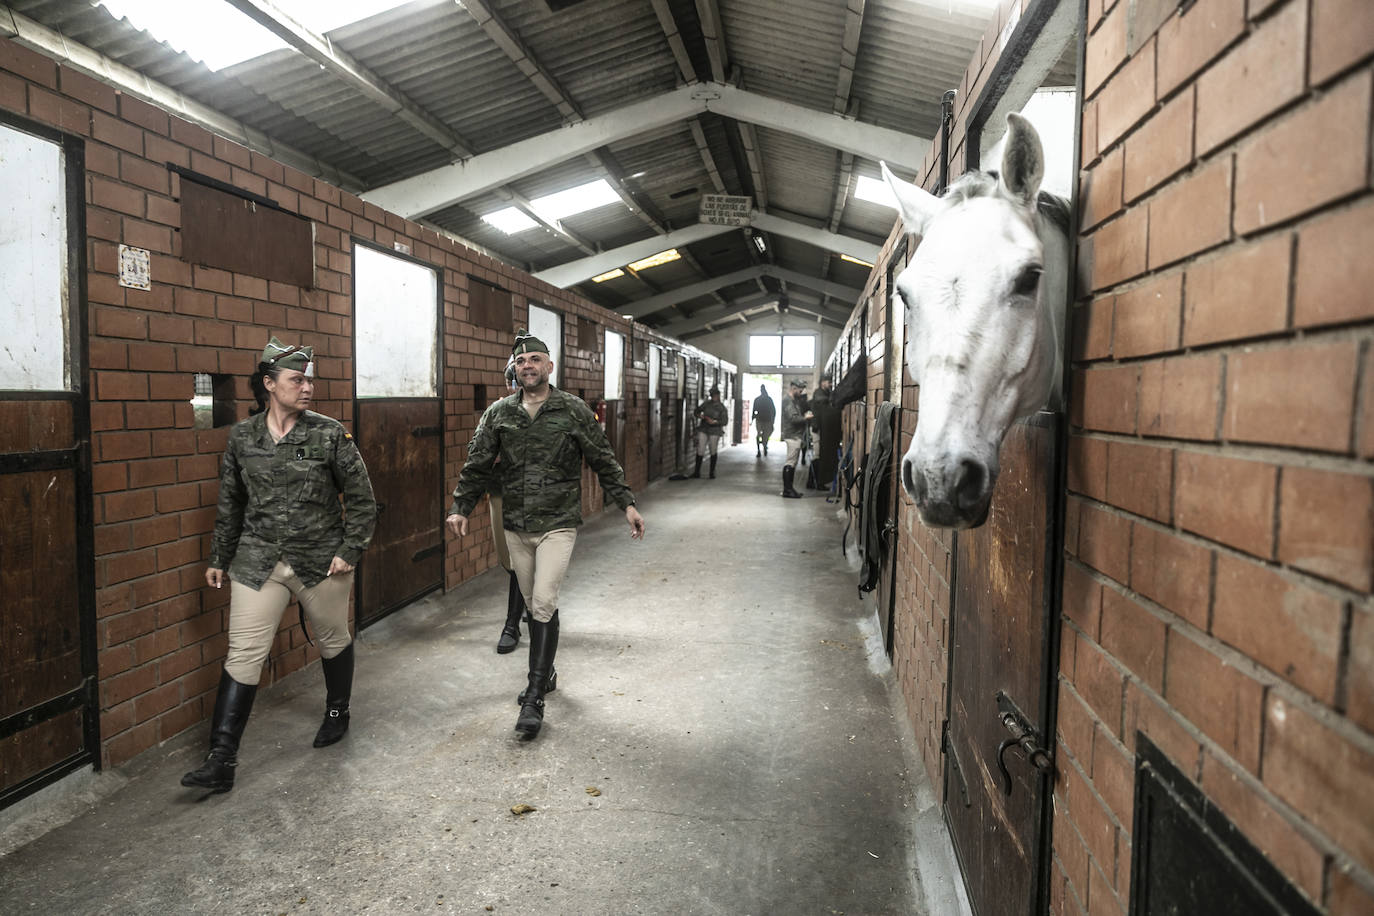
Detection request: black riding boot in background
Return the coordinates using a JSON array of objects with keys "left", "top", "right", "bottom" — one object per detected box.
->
[
  {"left": 516, "top": 610, "right": 560, "bottom": 739},
  {"left": 691, "top": 455, "right": 703, "bottom": 478},
  {"left": 313, "top": 642, "right": 354, "bottom": 748},
  {"left": 709, "top": 455, "right": 717, "bottom": 478},
  {"left": 181, "top": 670, "right": 257, "bottom": 793},
  {"left": 782, "top": 465, "right": 802, "bottom": 498},
  {"left": 497, "top": 570, "right": 525, "bottom": 654}
]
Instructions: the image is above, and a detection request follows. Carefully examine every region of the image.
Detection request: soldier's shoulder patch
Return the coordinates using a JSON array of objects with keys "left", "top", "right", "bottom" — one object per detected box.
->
[{"left": 343, "top": 431, "right": 353, "bottom": 441}]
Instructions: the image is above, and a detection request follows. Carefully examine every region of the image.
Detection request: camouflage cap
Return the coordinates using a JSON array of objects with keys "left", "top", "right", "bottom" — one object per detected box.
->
[
  {"left": 262, "top": 336, "right": 313, "bottom": 375},
  {"left": 512, "top": 329, "right": 549, "bottom": 356}
]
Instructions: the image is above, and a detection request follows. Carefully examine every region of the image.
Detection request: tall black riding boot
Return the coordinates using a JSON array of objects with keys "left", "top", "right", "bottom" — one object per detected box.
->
[
  {"left": 517, "top": 609, "right": 558, "bottom": 705},
  {"left": 709, "top": 455, "right": 717, "bottom": 478},
  {"left": 515, "top": 610, "right": 560, "bottom": 740},
  {"left": 782, "top": 465, "right": 802, "bottom": 498},
  {"left": 497, "top": 570, "right": 525, "bottom": 654},
  {"left": 691, "top": 455, "right": 703, "bottom": 478},
  {"left": 313, "top": 642, "right": 354, "bottom": 747},
  {"left": 181, "top": 670, "right": 257, "bottom": 793}
]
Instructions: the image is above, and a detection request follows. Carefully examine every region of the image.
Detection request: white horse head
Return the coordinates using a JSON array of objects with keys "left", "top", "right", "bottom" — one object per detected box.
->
[{"left": 882, "top": 113, "right": 1070, "bottom": 529}]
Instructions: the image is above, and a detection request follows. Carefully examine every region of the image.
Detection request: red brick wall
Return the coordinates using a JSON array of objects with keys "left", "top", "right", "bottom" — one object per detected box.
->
[
  {"left": 0, "top": 36, "right": 731, "bottom": 771},
  {"left": 1058, "top": 0, "right": 1374, "bottom": 912}
]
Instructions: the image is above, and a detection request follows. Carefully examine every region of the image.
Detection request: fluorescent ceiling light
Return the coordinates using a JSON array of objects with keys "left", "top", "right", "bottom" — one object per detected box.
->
[
  {"left": 482, "top": 208, "right": 539, "bottom": 234},
  {"left": 627, "top": 249, "right": 681, "bottom": 272},
  {"left": 592, "top": 269, "right": 625, "bottom": 283},
  {"left": 840, "top": 254, "right": 874, "bottom": 268},
  {"left": 854, "top": 175, "right": 898, "bottom": 209},
  {"left": 96, "top": 0, "right": 413, "bottom": 71}
]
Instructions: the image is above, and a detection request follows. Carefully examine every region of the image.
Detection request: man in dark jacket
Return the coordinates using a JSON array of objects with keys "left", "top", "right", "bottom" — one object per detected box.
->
[
  {"left": 447, "top": 330, "right": 646, "bottom": 740},
  {"left": 751, "top": 384, "right": 775, "bottom": 457},
  {"left": 808, "top": 375, "right": 842, "bottom": 489}
]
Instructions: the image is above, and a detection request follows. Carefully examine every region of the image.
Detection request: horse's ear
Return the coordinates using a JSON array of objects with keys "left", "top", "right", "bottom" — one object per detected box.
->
[
  {"left": 881, "top": 161, "right": 942, "bottom": 235},
  {"left": 998, "top": 113, "right": 1044, "bottom": 205}
]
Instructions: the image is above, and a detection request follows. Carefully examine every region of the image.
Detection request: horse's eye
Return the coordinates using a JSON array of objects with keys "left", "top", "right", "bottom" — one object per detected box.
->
[{"left": 1012, "top": 265, "right": 1042, "bottom": 297}]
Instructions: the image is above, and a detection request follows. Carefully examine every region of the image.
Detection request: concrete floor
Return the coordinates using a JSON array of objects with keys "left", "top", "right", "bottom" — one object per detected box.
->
[{"left": 0, "top": 445, "right": 970, "bottom": 916}]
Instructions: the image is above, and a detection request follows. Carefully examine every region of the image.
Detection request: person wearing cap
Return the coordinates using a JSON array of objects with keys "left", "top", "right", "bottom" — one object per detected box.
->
[
  {"left": 182, "top": 336, "right": 377, "bottom": 795},
  {"left": 691, "top": 385, "right": 730, "bottom": 478},
  {"left": 446, "top": 330, "right": 646, "bottom": 740},
  {"left": 751, "top": 383, "right": 775, "bottom": 458},
  {"left": 780, "top": 379, "right": 813, "bottom": 499},
  {"left": 488, "top": 355, "right": 530, "bottom": 655},
  {"left": 808, "top": 375, "right": 841, "bottom": 490}
]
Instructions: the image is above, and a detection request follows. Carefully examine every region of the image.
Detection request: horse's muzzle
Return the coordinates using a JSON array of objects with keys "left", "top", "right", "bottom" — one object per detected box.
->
[{"left": 903, "top": 454, "right": 994, "bottom": 529}]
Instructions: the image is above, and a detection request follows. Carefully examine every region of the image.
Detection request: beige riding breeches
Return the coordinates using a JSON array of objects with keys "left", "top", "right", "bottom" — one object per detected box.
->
[
  {"left": 224, "top": 560, "right": 354, "bottom": 685},
  {"left": 695, "top": 430, "right": 723, "bottom": 457},
  {"left": 783, "top": 437, "right": 801, "bottom": 467},
  {"left": 505, "top": 528, "right": 578, "bottom": 623}
]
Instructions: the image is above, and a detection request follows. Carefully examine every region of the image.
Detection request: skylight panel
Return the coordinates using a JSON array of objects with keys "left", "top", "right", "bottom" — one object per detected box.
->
[
  {"left": 854, "top": 175, "right": 898, "bottom": 209},
  {"left": 481, "top": 208, "right": 539, "bottom": 235},
  {"left": 535, "top": 180, "right": 622, "bottom": 221},
  {"left": 96, "top": 0, "right": 414, "bottom": 72}
]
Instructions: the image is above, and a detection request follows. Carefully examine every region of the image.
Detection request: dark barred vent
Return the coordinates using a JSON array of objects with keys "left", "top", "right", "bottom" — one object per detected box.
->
[
  {"left": 543, "top": 0, "right": 589, "bottom": 10},
  {"left": 1129, "top": 737, "right": 1319, "bottom": 916}
]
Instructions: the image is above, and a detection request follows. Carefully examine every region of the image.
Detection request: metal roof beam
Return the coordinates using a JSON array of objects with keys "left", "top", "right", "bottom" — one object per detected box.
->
[
  {"left": 533, "top": 211, "right": 879, "bottom": 289},
  {"left": 363, "top": 83, "right": 932, "bottom": 218},
  {"left": 618, "top": 264, "right": 861, "bottom": 320},
  {"left": 223, "top": 0, "right": 472, "bottom": 155},
  {"left": 649, "top": 0, "right": 698, "bottom": 83}
]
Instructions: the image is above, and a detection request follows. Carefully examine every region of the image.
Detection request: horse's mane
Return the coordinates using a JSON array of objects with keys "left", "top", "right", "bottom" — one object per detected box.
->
[{"left": 943, "top": 170, "right": 1072, "bottom": 239}]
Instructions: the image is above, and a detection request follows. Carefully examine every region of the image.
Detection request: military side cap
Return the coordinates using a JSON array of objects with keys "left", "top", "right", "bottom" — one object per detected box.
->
[
  {"left": 262, "top": 335, "right": 314, "bottom": 374},
  {"left": 512, "top": 329, "right": 549, "bottom": 356}
]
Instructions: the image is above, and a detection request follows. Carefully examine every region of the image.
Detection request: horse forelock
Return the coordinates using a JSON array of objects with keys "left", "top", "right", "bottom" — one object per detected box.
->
[{"left": 942, "top": 169, "right": 1071, "bottom": 241}]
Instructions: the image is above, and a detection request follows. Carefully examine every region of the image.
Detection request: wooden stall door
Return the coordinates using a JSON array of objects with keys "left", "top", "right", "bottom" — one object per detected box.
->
[
  {"left": 0, "top": 400, "right": 96, "bottom": 806},
  {"left": 648, "top": 399, "right": 663, "bottom": 480},
  {"left": 943, "top": 413, "right": 1059, "bottom": 915},
  {"left": 354, "top": 400, "right": 443, "bottom": 628}
]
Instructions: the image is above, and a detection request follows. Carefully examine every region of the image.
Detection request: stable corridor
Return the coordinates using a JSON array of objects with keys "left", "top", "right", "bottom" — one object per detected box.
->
[{"left": 0, "top": 446, "right": 966, "bottom": 916}]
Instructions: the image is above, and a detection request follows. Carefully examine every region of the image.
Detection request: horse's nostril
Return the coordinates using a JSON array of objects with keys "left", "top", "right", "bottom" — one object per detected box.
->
[
  {"left": 902, "top": 458, "right": 926, "bottom": 503},
  {"left": 953, "top": 458, "right": 987, "bottom": 511}
]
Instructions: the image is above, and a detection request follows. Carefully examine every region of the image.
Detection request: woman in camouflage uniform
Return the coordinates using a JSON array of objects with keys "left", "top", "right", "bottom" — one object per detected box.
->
[{"left": 182, "top": 337, "right": 376, "bottom": 794}]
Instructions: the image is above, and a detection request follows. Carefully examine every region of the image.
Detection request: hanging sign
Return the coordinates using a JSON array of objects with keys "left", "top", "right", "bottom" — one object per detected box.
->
[{"left": 698, "top": 194, "right": 752, "bottom": 226}]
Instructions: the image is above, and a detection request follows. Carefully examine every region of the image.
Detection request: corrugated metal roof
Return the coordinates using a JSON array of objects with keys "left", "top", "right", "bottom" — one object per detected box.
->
[{"left": 4, "top": 0, "right": 1074, "bottom": 333}]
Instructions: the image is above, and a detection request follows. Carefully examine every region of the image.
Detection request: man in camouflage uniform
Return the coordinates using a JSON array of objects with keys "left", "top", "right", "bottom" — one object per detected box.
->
[
  {"left": 184, "top": 337, "right": 376, "bottom": 794},
  {"left": 691, "top": 385, "right": 729, "bottom": 478},
  {"left": 780, "top": 379, "right": 813, "bottom": 499},
  {"left": 447, "top": 330, "right": 645, "bottom": 740}
]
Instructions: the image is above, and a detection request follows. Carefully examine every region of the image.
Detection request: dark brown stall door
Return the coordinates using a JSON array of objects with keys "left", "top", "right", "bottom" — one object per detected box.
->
[
  {"left": 0, "top": 399, "right": 97, "bottom": 806},
  {"left": 603, "top": 401, "right": 625, "bottom": 466},
  {"left": 648, "top": 399, "right": 663, "bottom": 480},
  {"left": 945, "top": 413, "right": 1059, "bottom": 916},
  {"left": 354, "top": 400, "right": 443, "bottom": 628}
]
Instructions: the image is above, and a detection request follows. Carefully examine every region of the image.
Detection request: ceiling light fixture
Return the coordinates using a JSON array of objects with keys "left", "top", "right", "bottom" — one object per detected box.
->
[
  {"left": 592, "top": 268, "right": 626, "bottom": 283},
  {"left": 840, "top": 254, "right": 874, "bottom": 268},
  {"left": 627, "top": 249, "right": 681, "bottom": 271},
  {"left": 752, "top": 235, "right": 767, "bottom": 254}
]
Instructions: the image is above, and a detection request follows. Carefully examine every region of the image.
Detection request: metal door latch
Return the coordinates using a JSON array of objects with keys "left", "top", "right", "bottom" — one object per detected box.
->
[{"left": 994, "top": 691, "right": 1053, "bottom": 796}]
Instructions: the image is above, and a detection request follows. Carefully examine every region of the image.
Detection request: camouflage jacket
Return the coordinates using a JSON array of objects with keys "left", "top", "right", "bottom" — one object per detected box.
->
[
  {"left": 208, "top": 410, "right": 377, "bottom": 589},
  {"left": 781, "top": 394, "right": 809, "bottom": 439},
  {"left": 449, "top": 387, "right": 635, "bottom": 533},
  {"left": 694, "top": 399, "right": 729, "bottom": 436}
]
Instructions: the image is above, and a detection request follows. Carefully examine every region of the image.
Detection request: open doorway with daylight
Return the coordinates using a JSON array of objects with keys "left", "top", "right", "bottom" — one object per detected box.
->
[{"left": 741, "top": 373, "right": 782, "bottom": 456}]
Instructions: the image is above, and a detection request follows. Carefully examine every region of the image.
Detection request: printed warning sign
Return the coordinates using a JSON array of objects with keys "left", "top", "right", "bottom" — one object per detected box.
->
[{"left": 698, "top": 194, "right": 752, "bottom": 226}]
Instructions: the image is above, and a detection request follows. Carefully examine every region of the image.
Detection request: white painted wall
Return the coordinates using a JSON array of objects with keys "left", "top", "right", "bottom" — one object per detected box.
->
[
  {"left": 982, "top": 86, "right": 1077, "bottom": 200},
  {"left": 354, "top": 245, "right": 439, "bottom": 398},
  {"left": 528, "top": 302, "right": 561, "bottom": 386},
  {"left": 686, "top": 316, "right": 842, "bottom": 389},
  {"left": 0, "top": 124, "right": 69, "bottom": 391}
]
